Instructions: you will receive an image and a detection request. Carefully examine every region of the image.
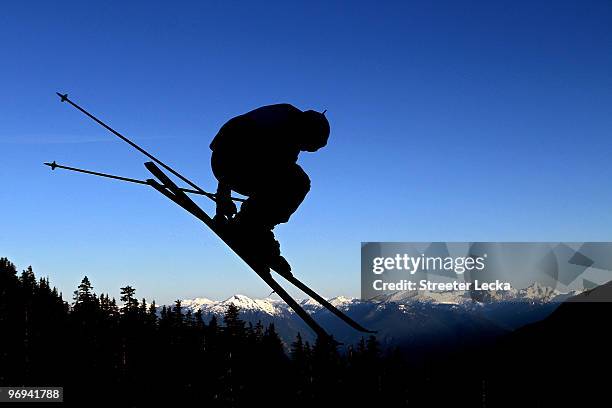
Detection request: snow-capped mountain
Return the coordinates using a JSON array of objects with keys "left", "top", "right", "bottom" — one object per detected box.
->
[
  {"left": 517, "top": 282, "right": 582, "bottom": 302},
  {"left": 163, "top": 283, "right": 582, "bottom": 351},
  {"left": 372, "top": 282, "right": 581, "bottom": 305},
  {"left": 373, "top": 289, "right": 475, "bottom": 305},
  {"left": 181, "top": 294, "right": 287, "bottom": 316},
  {"left": 177, "top": 294, "right": 365, "bottom": 317}
]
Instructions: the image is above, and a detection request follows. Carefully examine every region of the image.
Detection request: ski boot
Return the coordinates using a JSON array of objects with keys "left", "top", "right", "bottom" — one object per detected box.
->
[
  {"left": 226, "top": 217, "right": 292, "bottom": 277},
  {"left": 266, "top": 236, "right": 292, "bottom": 278}
]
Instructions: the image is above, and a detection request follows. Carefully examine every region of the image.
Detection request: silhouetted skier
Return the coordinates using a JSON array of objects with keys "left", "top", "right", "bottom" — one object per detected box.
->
[
  {"left": 51, "top": 93, "right": 372, "bottom": 338},
  {"left": 210, "top": 104, "right": 330, "bottom": 276}
]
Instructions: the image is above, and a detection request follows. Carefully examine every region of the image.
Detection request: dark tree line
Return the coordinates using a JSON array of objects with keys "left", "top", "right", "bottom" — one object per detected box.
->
[
  {"left": 5, "top": 256, "right": 604, "bottom": 407},
  {"left": 0, "top": 258, "right": 408, "bottom": 406}
]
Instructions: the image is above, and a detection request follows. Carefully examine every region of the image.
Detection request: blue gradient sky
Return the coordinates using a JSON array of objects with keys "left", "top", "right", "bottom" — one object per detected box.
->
[{"left": 1, "top": 1, "right": 611, "bottom": 304}]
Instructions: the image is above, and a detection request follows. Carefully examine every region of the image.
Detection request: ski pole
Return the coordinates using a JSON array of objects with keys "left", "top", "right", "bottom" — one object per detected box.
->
[
  {"left": 44, "top": 161, "right": 245, "bottom": 202},
  {"left": 55, "top": 92, "right": 213, "bottom": 199}
]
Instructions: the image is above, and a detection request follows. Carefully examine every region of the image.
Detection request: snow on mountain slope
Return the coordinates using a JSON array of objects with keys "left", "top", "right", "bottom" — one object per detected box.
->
[
  {"left": 517, "top": 282, "right": 582, "bottom": 302},
  {"left": 161, "top": 283, "right": 583, "bottom": 349},
  {"left": 169, "top": 282, "right": 578, "bottom": 317},
  {"left": 173, "top": 283, "right": 581, "bottom": 318},
  {"left": 376, "top": 290, "right": 475, "bottom": 305},
  {"left": 180, "top": 294, "right": 286, "bottom": 316},
  {"left": 181, "top": 297, "right": 216, "bottom": 311},
  {"left": 373, "top": 283, "right": 582, "bottom": 306}
]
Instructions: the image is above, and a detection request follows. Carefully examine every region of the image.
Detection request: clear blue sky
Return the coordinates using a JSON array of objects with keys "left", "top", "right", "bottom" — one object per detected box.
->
[{"left": 1, "top": 0, "right": 611, "bottom": 304}]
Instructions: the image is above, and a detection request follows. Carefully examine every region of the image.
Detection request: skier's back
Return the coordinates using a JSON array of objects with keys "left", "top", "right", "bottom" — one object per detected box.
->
[{"left": 210, "top": 104, "right": 330, "bottom": 275}]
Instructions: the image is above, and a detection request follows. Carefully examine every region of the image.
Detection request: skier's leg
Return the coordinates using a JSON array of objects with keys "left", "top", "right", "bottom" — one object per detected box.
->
[
  {"left": 238, "top": 164, "right": 311, "bottom": 228},
  {"left": 231, "top": 164, "right": 310, "bottom": 275},
  {"left": 270, "top": 163, "right": 311, "bottom": 224}
]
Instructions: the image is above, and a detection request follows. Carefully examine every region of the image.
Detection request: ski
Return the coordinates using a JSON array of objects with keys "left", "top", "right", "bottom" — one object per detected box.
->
[
  {"left": 51, "top": 92, "right": 375, "bottom": 339},
  {"left": 142, "top": 161, "right": 335, "bottom": 341},
  {"left": 279, "top": 273, "right": 375, "bottom": 333},
  {"left": 147, "top": 164, "right": 374, "bottom": 336}
]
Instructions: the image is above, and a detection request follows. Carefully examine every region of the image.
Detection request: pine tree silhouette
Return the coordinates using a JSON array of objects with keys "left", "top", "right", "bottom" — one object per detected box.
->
[
  {"left": 223, "top": 303, "right": 245, "bottom": 339},
  {"left": 1, "top": 256, "right": 478, "bottom": 406},
  {"left": 120, "top": 286, "right": 138, "bottom": 313}
]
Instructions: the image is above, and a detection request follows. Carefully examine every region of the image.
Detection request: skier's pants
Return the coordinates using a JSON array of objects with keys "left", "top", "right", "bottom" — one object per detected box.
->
[{"left": 211, "top": 152, "right": 310, "bottom": 228}]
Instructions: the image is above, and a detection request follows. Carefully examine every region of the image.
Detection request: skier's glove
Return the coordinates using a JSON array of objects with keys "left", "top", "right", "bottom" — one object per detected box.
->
[
  {"left": 216, "top": 196, "right": 237, "bottom": 218},
  {"left": 215, "top": 183, "right": 237, "bottom": 219}
]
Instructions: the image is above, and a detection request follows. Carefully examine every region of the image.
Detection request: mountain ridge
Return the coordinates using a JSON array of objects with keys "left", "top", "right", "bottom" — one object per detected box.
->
[
  {"left": 173, "top": 282, "right": 582, "bottom": 317},
  {"left": 162, "top": 283, "right": 580, "bottom": 349}
]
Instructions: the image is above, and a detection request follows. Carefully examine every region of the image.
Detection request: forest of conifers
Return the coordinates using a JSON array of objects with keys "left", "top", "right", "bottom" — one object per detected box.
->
[{"left": 0, "top": 257, "right": 412, "bottom": 406}]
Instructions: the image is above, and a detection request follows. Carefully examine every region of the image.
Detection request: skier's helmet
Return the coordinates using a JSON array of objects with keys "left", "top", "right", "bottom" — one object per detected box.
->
[{"left": 301, "top": 110, "right": 330, "bottom": 152}]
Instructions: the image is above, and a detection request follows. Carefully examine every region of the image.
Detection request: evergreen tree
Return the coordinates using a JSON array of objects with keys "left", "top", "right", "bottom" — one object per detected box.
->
[
  {"left": 119, "top": 286, "right": 138, "bottom": 313},
  {"left": 0, "top": 257, "right": 18, "bottom": 284},
  {"left": 366, "top": 335, "right": 380, "bottom": 358},
  {"left": 139, "top": 298, "right": 147, "bottom": 316},
  {"left": 193, "top": 308, "right": 204, "bottom": 329},
  {"left": 291, "top": 333, "right": 305, "bottom": 362},
  {"left": 0, "top": 257, "right": 19, "bottom": 314},
  {"left": 262, "top": 323, "right": 284, "bottom": 357},
  {"left": 73, "top": 276, "right": 98, "bottom": 316},
  {"left": 208, "top": 315, "right": 218, "bottom": 332},
  {"left": 253, "top": 320, "right": 264, "bottom": 343},
  {"left": 223, "top": 304, "right": 245, "bottom": 339},
  {"left": 185, "top": 308, "right": 194, "bottom": 325},
  {"left": 0, "top": 256, "right": 429, "bottom": 405},
  {"left": 303, "top": 341, "right": 312, "bottom": 359},
  {"left": 75, "top": 276, "right": 93, "bottom": 303},
  {"left": 357, "top": 336, "right": 367, "bottom": 355},
  {"left": 148, "top": 300, "right": 158, "bottom": 324},
  {"left": 207, "top": 314, "right": 219, "bottom": 344},
  {"left": 108, "top": 297, "right": 119, "bottom": 319},
  {"left": 19, "top": 266, "right": 37, "bottom": 296},
  {"left": 173, "top": 299, "right": 183, "bottom": 326}
]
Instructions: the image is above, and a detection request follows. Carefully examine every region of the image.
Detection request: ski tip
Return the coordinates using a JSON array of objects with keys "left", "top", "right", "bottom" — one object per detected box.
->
[
  {"left": 56, "top": 92, "right": 68, "bottom": 102},
  {"left": 316, "top": 334, "right": 343, "bottom": 347},
  {"left": 43, "top": 161, "right": 58, "bottom": 170},
  {"left": 352, "top": 326, "right": 376, "bottom": 334},
  {"left": 331, "top": 337, "right": 343, "bottom": 347}
]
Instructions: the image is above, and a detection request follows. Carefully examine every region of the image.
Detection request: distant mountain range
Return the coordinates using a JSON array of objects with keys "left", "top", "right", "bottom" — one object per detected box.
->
[
  {"left": 166, "top": 283, "right": 583, "bottom": 352},
  {"left": 372, "top": 281, "right": 582, "bottom": 304}
]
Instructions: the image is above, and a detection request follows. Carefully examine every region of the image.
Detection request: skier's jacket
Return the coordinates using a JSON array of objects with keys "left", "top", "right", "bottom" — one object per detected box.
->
[{"left": 210, "top": 104, "right": 304, "bottom": 168}]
